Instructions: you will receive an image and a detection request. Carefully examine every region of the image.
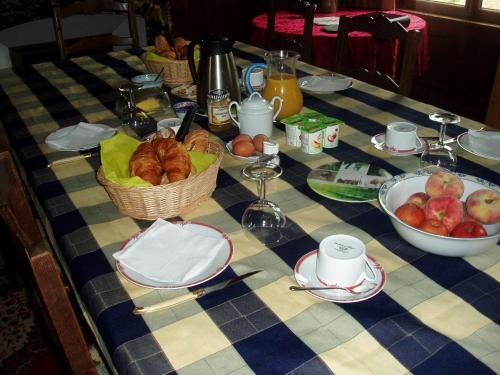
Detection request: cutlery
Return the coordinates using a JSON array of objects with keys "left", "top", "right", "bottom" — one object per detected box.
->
[
  {"left": 154, "top": 66, "right": 165, "bottom": 82},
  {"left": 133, "top": 270, "right": 261, "bottom": 314},
  {"left": 47, "top": 153, "right": 92, "bottom": 168},
  {"left": 289, "top": 283, "right": 375, "bottom": 295}
]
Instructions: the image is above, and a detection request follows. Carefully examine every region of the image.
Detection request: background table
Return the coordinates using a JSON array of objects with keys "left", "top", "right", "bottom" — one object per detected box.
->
[
  {"left": 0, "top": 42, "right": 499, "bottom": 374},
  {"left": 251, "top": 10, "right": 429, "bottom": 77}
]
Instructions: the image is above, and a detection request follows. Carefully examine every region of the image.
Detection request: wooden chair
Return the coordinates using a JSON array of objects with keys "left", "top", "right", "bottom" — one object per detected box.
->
[
  {"left": 333, "top": 13, "right": 421, "bottom": 96},
  {"left": 266, "top": 0, "right": 318, "bottom": 63},
  {"left": 52, "top": 0, "right": 140, "bottom": 59},
  {"left": 0, "top": 127, "right": 97, "bottom": 375}
]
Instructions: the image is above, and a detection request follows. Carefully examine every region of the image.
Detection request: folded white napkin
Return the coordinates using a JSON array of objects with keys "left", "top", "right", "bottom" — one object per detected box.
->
[
  {"left": 314, "top": 16, "right": 339, "bottom": 26},
  {"left": 113, "top": 219, "right": 227, "bottom": 284},
  {"left": 46, "top": 122, "right": 116, "bottom": 150},
  {"left": 300, "top": 75, "right": 352, "bottom": 92},
  {"left": 467, "top": 130, "right": 500, "bottom": 158}
]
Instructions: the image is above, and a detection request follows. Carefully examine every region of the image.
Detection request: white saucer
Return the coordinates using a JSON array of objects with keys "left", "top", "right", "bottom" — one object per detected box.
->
[
  {"left": 371, "top": 133, "right": 425, "bottom": 156},
  {"left": 45, "top": 123, "right": 116, "bottom": 151},
  {"left": 116, "top": 221, "right": 233, "bottom": 289},
  {"left": 298, "top": 75, "right": 352, "bottom": 94},
  {"left": 294, "top": 250, "right": 386, "bottom": 303},
  {"left": 457, "top": 131, "right": 500, "bottom": 161},
  {"left": 226, "top": 140, "right": 262, "bottom": 162}
]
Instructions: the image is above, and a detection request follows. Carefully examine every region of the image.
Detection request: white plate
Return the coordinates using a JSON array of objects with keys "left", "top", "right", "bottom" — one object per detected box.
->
[
  {"left": 371, "top": 133, "right": 425, "bottom": 156},
  {"left": 116, "top": 221, "right": 233, "bottom": 289},
  {"left": 298, "top": 75, "right": 352, "bottom": 94},
  {"left": 313, "top": 16, "right": 339, "bottom": 26},
  {"left": 171, "top": 83, "right": 197, "bottom": 100},
  {"left": 294, "top": 250, "right": 386, "bottom": 303},
  {"left": 45, "top": 123, "right": 116, "bottom": 151},
  {"left": 226, "top": 140, "right": 262, "bottom": 162},
  {"left": 457, "top": 131, "right": 500, "bottom": 161}
]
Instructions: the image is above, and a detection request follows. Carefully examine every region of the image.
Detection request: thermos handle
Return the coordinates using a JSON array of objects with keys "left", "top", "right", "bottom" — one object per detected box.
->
[
  {"left": 244, "top": 63, "right": 267, "bottom": 94},
  {"left": 228, "top": 101, "right": 240, "bottom": 127},
  {"left": 187, "top": 39, "right": 200, "bottom": 84},
  {"left": 271, "top": 96, "right": 283, "bottom": 121}
]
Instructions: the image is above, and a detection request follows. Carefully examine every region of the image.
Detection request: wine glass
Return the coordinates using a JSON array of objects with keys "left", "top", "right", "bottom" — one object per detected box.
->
[
  {"left": 420, "top": 111, "right": 460, "bottom": 171},
  {"left": 241, "top": 162, "right": 286, "bottom": 245}
]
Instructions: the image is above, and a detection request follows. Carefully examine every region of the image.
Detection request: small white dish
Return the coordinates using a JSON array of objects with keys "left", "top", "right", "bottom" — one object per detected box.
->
[
  {"left": 371, "top": 133, "right": 425, "bottom": 156},
  {"left": 298, "top": 75, "right": 352, "bottom": 94},
  {"left": 131, "top": 74, "right": 163, "bottom": 88},
  {"left": 171, "top": 84, "right": 197, "bottom": 100},
  {"left": 457, "top": 131, "right": 500, "bottom": 161},
  {"left": 157, "top": 118, "right": 182, "bottom": 134},
  {"left": 45, "top": 123, "right": 116, "bottom": 151},
  {"left": 226, "top": 140, "right": 262, "bottom": 162},
  {"left": 116, "top": 221, "right": 233, "bottom": 289},
  {"left": 173, "top": 101, "right": 197, "bottom": 119},
  {"left": 294, "top": 250, "right": 386, "bottom": 303}
]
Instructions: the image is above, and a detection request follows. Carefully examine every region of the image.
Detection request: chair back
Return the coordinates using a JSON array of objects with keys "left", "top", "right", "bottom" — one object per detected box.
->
[
  {"left": 0, "top": 127, "right": 97, "bottom": 374},
  {"left": 52, "top": 0, "right": 140, "bottom": 59},
  {"left": 333, "top": 13, "right": 421, "bottom": 96},
  {"left": 266, "top": 0, "right": 317, "bottom": 63}
]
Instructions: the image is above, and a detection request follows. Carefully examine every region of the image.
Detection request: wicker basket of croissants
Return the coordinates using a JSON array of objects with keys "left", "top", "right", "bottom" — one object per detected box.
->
[{"left": 97, "top": 128, "right": 223, "bottom": 220}]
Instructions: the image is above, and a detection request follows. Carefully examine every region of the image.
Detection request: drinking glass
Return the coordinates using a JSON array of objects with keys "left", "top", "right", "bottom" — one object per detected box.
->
[
  {"left": 119, "top": 85, "right": 156, "bottom": 138},
  {"left": 420, "top": 111, "right": 460, "bottom": 171},
  {"left": 241, "top": 162, "right": 286, "bottom": 245}
]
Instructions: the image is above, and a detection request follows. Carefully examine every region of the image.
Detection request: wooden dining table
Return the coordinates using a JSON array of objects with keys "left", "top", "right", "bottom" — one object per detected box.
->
[
  {"left": 0, "top": 42, "right": 499, "bottom": 374},
  {"left": 251, "top": 9, "right": 430, "bottom": 77}
]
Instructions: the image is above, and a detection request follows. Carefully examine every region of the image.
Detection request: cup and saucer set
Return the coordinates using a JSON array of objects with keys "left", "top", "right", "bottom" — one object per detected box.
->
[
  {"left": 371, "top": 122, "right": 426, "bottom": 156},
  {"left": 293, "top": 234, "right": 386, "bottom": 303}
]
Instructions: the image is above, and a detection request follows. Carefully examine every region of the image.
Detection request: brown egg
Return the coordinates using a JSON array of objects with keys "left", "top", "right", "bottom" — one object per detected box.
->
[
  {"left": 253, "top": 134, "right": 269, "bottom": 153},
  {"left": 232, "top": 140, "right": 255, "bottom": 157},
  {"left": 233, "top": 134, "right": 253, "bottom": 146}
]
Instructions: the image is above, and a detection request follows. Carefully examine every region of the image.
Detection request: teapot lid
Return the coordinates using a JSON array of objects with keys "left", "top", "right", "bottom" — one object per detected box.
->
[{"left": 240, "top": 92, "right": 273, "bottom": 114}]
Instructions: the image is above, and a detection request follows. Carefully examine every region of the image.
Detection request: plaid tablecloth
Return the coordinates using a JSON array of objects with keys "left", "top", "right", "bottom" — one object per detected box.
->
[{"left": 0, "top": 42, "right": 499, "bottom": 375}]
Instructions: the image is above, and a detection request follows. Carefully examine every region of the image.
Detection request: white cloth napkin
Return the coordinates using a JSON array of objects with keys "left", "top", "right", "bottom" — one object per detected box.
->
[
  {"left": 113, "top": 219, "right": 227, "bottom": 284},
  {"left": 45, "top": 122, "right": 116, "bottom": 150},
  {"left": 467, "top": 130, "right": 500, "bottom": 158},
  {"left": 314, "top": 16, "right": 339, "bottom": 26}
]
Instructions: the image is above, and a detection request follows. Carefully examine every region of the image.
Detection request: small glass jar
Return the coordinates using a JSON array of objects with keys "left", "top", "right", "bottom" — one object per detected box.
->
[{"left": 207, "top": 89, "right": 232, "bottom": 132}]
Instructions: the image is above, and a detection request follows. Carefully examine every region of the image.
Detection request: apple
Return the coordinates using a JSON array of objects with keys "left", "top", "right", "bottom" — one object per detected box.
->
[
  {"left": 450, "top": 221, "right": 487, "bottom": 238},
  {"left": 419, "top": 219, "right": 449, "bottom": 236},
  {"left": 424, "top": 195, "right": 464, "bottom": 233},
  {"left": 395, "top": 203, "right": 425, "bottom": 228},
  {"left": 425, "top": 170, "right": 464, "bottom": 199},
  {"left": 406, "top": 192, "right": 429, "bottom": 208},
  {"left": 465, "top": 189, "right": 500, "bottom": 224}
]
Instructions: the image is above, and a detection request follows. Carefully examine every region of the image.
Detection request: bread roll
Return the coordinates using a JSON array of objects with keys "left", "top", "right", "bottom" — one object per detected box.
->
[
  {"left": 152, "top": 138, "right": 191, "bottom": 182},
  {"left": 129, "top": 142, "right": 163, "bottom": 185},
  {"left": 183, "top": 129, "right": 209, "bottom": 152}
]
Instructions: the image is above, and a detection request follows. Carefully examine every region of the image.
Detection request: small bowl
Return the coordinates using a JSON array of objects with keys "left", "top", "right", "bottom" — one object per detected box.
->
[
  {"left": 173, "top": 101, "right": 197, "bottom": 119},
  {"left": 378, "top": 170, "right": 500, "bottom": 257},
  {"left": 157, "top": 117, "right": 182, "bottom": 134},
  {"left": 131, "top": 74, "right": 163, "bottom": 88}
]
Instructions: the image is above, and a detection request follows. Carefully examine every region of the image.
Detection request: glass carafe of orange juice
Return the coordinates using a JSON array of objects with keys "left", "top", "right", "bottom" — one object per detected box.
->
[{"left": 244, "top": 50, "right": 303, "bottom": 120}]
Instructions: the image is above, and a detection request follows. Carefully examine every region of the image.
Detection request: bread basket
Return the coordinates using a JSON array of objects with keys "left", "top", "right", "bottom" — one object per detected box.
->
[
  {"left": 97, "top": 141, "right": 224, "bottom": 220},
  {"left": 142, "top": 54, "right": 194, "bottom": 88}
]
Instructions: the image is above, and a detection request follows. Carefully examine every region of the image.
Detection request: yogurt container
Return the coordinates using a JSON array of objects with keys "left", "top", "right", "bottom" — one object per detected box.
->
[{"left": 300, "top": 123, "right": 324, "bottom": 154}]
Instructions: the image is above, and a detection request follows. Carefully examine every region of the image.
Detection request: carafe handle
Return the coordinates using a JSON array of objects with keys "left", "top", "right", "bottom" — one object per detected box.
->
[
  {"left": 228, "top": 101, "right": 241, "bottom": 128},
  {"left": 270, "top": 96, "right": 283, "bottom": 121},
  {"left": 244, "top": 63, "right": 267, "bottom": 94},
  {"left": 187, "top": 39, "right": 201, "bottom": 84}
]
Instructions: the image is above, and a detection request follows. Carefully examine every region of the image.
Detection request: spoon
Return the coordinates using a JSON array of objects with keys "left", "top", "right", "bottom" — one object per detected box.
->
[
  {"left": 154, "top": 66, "right": 165, "bottom": 82},
  {"left": 289, "top": 283, "right": 375, "bottom": 295}
]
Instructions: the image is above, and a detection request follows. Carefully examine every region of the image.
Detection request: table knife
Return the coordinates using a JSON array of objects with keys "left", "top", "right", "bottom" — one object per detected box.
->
[
  {"left": 132, "top": 270, "right": 261, "bottom": 315},
  {"left": 47, "top": 153, "right": 92, "bottom": 168}
]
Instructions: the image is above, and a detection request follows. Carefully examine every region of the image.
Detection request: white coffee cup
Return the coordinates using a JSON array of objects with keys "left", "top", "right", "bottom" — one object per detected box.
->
[
  {"left": 316, "top": 235, "right": 377, "bottom": 287},
  {"left": 385, "top": 122, "right": 423, "bottom": 152}
]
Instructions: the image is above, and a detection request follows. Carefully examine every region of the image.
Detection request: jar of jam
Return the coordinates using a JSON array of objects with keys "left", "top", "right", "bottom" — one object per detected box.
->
[{"left": 207, "top": 89, "right": 232, "bottom": 132}]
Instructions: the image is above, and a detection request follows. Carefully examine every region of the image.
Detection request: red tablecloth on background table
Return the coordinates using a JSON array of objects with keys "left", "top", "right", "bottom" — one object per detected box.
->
[{"left": 250, "top": 10, "right": 429, "bottom": 78}]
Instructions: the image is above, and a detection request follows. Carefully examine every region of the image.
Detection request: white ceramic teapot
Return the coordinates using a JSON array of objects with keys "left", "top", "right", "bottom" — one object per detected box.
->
[{"left": 228, "top": 92, "right": 283, "bottom": 137}]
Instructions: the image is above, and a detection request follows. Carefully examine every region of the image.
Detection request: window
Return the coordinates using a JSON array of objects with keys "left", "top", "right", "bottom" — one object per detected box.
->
[{"left": 397, "top": 0, "right": 500, "bottom": 24}]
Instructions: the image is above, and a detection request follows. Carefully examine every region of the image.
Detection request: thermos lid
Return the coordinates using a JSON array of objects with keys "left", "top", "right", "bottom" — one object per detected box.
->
[
  {"left": 201, "top": 35, "right": 235, "bottom": 55},
  {"left": 239, "top": 92, "right": 273, "bottom": 114}
]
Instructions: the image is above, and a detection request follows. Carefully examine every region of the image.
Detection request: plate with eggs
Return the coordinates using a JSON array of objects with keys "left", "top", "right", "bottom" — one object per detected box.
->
[{"left": 226, "top": 134, "right": 269, "bottom": 162}]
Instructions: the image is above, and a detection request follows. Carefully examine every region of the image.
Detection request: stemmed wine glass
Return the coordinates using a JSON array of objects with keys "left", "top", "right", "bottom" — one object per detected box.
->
[
  {"left": 420, "top": 111, "right": 460, "bottom": 171},
  {"left": 241, "top": 162, "right": 286, "bottom": 245}
]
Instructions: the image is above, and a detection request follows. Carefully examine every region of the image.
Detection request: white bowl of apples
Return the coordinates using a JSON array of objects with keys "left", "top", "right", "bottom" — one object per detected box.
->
[{"left": 378, "top": 169, "right": 500, "bottom": 257}]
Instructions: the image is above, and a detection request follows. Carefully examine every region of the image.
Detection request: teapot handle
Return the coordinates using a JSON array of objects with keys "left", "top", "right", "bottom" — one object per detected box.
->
[
  {"left": 270, "top": 96, "right": 283, "bottom": 121},
  {"left": 244, "top": 63, "right": 267, "bottom": 94},
  {"left": 228, "top": 101, "right": 240, "bottom": 127}
]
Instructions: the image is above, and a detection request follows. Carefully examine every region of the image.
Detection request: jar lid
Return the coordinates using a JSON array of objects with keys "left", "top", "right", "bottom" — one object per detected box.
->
[
  {"left": 239, "top": 92, "right": 273, "bottom": 114},
  {"left": 208, "top": 89, "right": 230, "bottom": 100}
]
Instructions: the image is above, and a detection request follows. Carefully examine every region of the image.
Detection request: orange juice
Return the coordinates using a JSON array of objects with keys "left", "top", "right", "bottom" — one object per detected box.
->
[{"left": 263, "top": 73, "right": 303, "bottom": 120}]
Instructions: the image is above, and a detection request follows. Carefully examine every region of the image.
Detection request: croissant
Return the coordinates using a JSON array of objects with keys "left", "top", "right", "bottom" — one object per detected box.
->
[
  {"left": 183, "top": 129, "right": 209, "bottom": 152},
  {"left": 152, "top": 138, "right": 191, "bottom": 182},
  {"left": 129, "top": 142, "right": 163, "bottom": 185}
]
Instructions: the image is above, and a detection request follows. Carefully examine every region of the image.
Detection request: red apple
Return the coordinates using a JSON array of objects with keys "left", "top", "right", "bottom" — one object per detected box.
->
[
  {"left": 395, "top": 203, "right": 425, "bottom": 228},
  {"left": 419, "top": 219, "right": 449, "bottom": 236},
  {"left": 424, "top": 195, "right": 464, "bottom": 233},
  {"left": 425, "top": 170, "right": 465, "bottom": 199},
  {"left": 450, "top": 221, "right": 488, "bottom": 238},
  {"left": 406, "top": 192, "right": 429, "bottom": 208},
  {"left": 465, "top": 189, "right": 500, "bottom": 225}
]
